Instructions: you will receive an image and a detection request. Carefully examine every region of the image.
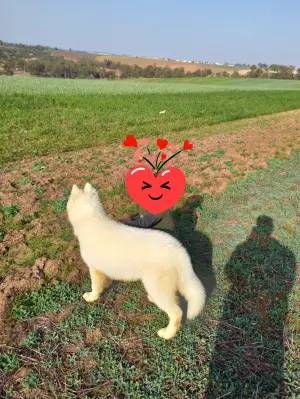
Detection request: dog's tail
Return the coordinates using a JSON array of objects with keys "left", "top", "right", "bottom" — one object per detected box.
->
[{"left": 177, "top": 249, "right": 206, "bottom": 320}]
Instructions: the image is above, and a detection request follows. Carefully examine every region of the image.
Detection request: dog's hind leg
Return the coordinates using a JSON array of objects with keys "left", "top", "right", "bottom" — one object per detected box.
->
[
  {"left": 83, "top": 267, "right": 112, "bottom": 303},
  {"left": 143, "top": 274, "right": 182, "bottom": 340}
]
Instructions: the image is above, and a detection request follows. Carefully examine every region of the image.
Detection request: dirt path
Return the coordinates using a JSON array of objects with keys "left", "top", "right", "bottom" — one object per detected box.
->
[{"left": 1, "top": 109, "right": 300, "bottom": 324}]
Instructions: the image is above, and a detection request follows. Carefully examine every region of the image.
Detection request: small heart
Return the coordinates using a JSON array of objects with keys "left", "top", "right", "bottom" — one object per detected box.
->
[
  {"left": 138, "top": 159, "right": 143, "bottom": 163},
  {"left": 157, "top": 138, "right": 168, "bottom": 150},
  {"left": 123, "top": 134, "right": 138, "bottom": 147},
  {"left": 183, "top": 140, "right": 193, "bottom": 151},
  {"left": 134, "top": 149, "right": 142, "bottom": 158},
  {"left": 169, "top": 144, "right": 178, "bottom": 151},
  {"left": 161, "top": 153, "right": 167, "bottom": 160},
  {"left": 140, "top": 138, "right": 149, "bottom": 146}
]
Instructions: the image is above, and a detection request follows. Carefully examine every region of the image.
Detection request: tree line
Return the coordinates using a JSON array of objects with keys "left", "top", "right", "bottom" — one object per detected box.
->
[
  {"left": 1, "top": 40, "right": 300, "bottom": 80},
  {"left": 4, "top": 58, "right": 117, "bottom": 79},
  {"left": 245, "top": 64, "right": 300, "bottom": 80},
  {"left": 1, "top": 56, "right": 215, "bottom": 79},
  {"left": 97, "top": 58, "right": 213, "bottom": 78}
]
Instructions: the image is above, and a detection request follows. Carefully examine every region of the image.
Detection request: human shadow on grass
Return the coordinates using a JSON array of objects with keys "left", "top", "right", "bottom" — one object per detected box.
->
[{"left": 205, "top": 215, "right": 297, "bottom": 398}]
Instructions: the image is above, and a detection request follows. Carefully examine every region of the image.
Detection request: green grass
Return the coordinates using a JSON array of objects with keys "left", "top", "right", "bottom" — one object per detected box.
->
[
  {"left": 2, "top": 76, "right": 300, "bottom": 95},
  {"left": 2, "top": 76, "right": 300, "bottom": 163},
  {"left": 2, "top": 151, "right": 299, "bottom": 398},
  {"left": 1, "top": 204, "right": 20, "bottom": 217},
  {"left": 49, "top": 190, "right": 70, "bottom": 214}
]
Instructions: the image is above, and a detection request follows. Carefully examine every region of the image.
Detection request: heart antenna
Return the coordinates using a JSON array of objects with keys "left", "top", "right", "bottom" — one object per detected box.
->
[
  {"left": 142, "top": 156, "right": 155, "bottom": 169},
  {"left": 156, "top": 150, "right": 182, "bottom": 174}
]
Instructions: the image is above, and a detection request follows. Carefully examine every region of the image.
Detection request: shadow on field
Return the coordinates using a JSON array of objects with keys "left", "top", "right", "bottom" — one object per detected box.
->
[
  {"left": 174, "top": 195, "right": 216, "bottom": 323},
  {"left": 123, "top": 194, "right": 216, "bottom": 323},
  {"left": 205, "top": 215, "right": 297, "bottom": 398}
]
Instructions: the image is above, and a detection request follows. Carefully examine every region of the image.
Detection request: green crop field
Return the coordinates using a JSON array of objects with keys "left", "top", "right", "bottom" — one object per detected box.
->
[
  {"left": 0, "top": 75, "right": 299, "bottom": 398},
  {"left": 2, "top": 76, "right": 300, "bottom": 95},
  {"left": 1, "top": 152, "right": 299, "bottom": 397},
  {"left": 1, "top": 76, "right": 300, "bottom": 163}
]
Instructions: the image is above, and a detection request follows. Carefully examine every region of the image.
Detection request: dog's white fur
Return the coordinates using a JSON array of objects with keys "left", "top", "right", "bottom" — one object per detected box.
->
[{"left": 67, "top": 183, "right": 206, "bottom": 340}]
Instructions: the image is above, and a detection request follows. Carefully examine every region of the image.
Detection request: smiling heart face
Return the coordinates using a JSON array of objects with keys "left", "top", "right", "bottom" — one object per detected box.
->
[{"left": 126, "top": 166, "right": 186, "bottom": 214}]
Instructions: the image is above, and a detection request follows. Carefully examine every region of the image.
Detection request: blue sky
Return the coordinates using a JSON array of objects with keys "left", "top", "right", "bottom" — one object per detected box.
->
[{"left": 1, "top": 0, "right": 300, "bottom": 67}]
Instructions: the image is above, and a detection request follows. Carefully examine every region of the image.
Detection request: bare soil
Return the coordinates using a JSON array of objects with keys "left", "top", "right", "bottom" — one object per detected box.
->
[
  {"left": 52, "top": 50, "right": 235, "bottom": 73},
  {"left": 95, "top": 54, "right": 235, "bottom": 73},
  {"left": 0, "top": 110, "right": 300, "bottom": 325}
]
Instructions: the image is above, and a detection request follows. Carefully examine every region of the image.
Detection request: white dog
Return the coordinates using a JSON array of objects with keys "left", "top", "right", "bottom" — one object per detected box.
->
[{"left": 67, "top": 183, "right": 206, "bottom": 340}]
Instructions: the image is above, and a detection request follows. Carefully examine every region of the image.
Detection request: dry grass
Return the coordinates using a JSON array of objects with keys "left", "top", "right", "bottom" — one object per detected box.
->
[
  {"left": 52, "top": 49, "right": 237, "bottom": 72},
  {"left": 95, "top": 54, "right": 236, "bottom": 73}
]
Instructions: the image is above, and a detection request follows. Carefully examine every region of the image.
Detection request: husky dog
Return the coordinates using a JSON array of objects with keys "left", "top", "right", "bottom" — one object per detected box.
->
[{"left": 66, "top": 183, "right": 206, "bottom": 340}]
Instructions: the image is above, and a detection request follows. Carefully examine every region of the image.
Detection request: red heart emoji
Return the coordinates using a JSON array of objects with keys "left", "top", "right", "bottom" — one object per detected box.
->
[
  {"left": 123, "top": 134, "right": 138, "bottom": 147},
  {"left": 157, "top": 138, "right": 168, "bottom": 150},
  {"left": 161, "top": 153, "right": 167, "bottom": 160},
  {"left": 183, "top": 140, "right": 193, "bottom": 151},
  {"left": 126, "top": 166, "right": 186, "bottom": 214}
]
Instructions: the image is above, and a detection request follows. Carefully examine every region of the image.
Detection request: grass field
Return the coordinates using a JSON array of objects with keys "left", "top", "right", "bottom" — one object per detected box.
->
[
  {"left": 0, "top": 75, "right": 300, "bottom": 398},
  {"left": 2, "top": 76, "right": 300, "bottom": 164},
  {"left": 1, "top": 151, "right": 299, "bottom": 398}
]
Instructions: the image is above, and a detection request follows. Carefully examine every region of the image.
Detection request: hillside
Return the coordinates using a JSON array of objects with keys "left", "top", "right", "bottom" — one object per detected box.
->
[
  {"left": 53, "top": 50, "right": 239, "bottom": 74},
  {"left": 0, "top": 42, "right": 245, "bottom": 75}
]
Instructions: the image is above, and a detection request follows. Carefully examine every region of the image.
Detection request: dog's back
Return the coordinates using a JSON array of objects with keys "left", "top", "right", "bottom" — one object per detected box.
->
[{"left": 67, "top": 183, "right": 206, "bottom": 340}]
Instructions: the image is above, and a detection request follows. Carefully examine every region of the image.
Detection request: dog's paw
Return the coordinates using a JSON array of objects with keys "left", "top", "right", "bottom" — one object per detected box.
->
[
  {"left": 157, "top": 327, "right": 176, "bottom": 340},
  {"left": 83, "top": 292, "right": 99, "bottom": 303}
]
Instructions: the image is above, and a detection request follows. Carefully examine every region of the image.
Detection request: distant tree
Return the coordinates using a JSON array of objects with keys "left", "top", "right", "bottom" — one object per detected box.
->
[
  {"left": 231, "top": 70, "right": 240, "bottom": 78},
  {"left": 102, "top": 59, "right": 113, "bottom": 68},
  {"left": 296, "top": 68, "right": 300, "bottom": 80},
  {"left": 3, "top": 63, "right": 14, "bottom": 75},
  {"left": 162, "top": 66, "right": 173, "bottom": 78},
  {"left": 193, "top": 69, "right": 203, "bottom": 77},
  {"left": 15, "top": 58, "right": 25, "bottom": 69},
  {"left": 142, "top": 65, "right": 155, "bottom": 78},
  {"left": 269, "top": 64, "right": 281, "bottom": 72},
  {"left": 247, "top": 66, "right": 263, "bottom": 78},
  {"left": 173, "top": 67, "right": 185, "bottom": 78},
  {"left": 3, "top": 57, "right": 17, "bottom": 75},
  {"left": 258, "top": 63, "right": 268, "bottom": 69},
  {"left": 260, "top": 71, "right": 269, "bottom": 79},
  {"left": 154, "top": 66, "right": 163, "bottom": 78},
  {"left": 222, "top": 71, "right": 230, "bottom": 77}
]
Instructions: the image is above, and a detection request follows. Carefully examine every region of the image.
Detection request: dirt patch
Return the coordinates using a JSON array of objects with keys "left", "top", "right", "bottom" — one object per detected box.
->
[
  {"left": 95, "top": 54, "right": 235, "bottom": 73},
  {"left": 0, "top": 257, "right": 85, "bottom": 328},
  {"left": 0, "top": 258, "right": 46, "bottom": 326},
  {"left": 238, "top": 69, "right": 251, "bottom": 76},
  {"left": 52, "top": 50, "right": 95, "bottom": 62},
  {"left": 1, "top": 110, "right": 300, "bottom": 324},
  {"left": 51, "top": 50, "right": 235, "bottom": 73}
]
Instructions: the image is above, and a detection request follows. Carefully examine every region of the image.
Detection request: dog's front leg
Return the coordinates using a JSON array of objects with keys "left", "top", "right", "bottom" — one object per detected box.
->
[{"left": 83, "top": 267, "right": 112, "bottom": 303}]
